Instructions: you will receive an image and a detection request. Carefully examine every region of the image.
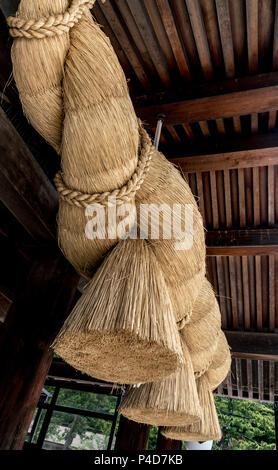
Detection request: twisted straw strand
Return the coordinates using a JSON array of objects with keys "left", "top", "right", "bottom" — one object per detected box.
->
[
  {"left": 54, "top": 128, "right": 154, "bottom": 208},
  {"left": 7, "top": 0, "right": 100, "bottom": 39}
]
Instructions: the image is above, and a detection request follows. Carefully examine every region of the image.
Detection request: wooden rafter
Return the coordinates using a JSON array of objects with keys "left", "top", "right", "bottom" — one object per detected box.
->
[
  {"left": 0, "top": 108, "right": 58, "bottom": 241},
  {"left": 135, "top": 71, "right": 278, "bottom": 126}
]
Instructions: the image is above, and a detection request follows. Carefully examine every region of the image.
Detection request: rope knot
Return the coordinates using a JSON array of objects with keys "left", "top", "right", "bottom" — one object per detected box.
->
[
  {"left": 54, "top": 128, "right": 154, "bottom": 209},
  {"left": 7, "top": 0, "right": 104, "bottom": 39}
]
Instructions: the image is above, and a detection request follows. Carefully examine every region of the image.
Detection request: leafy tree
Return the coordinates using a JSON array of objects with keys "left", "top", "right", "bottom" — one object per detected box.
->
[{"left": 213, "top": 397, "right": 275, "bottom": 450}]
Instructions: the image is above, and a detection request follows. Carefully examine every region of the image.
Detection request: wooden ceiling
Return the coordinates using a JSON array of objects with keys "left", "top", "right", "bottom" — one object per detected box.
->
[
  {"left": 94, "top": 0, "right": 278, "bottom": 400},
  {"left": 0, "top": 1, "right": 277, "bottom": 401}
]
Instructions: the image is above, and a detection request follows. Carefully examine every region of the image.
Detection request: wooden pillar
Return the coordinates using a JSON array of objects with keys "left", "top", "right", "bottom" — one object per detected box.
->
[
  {"left": 156, "top": 428, "right": 182, "bottom": 450},
  {"left": 0, "top": 248, "right": 79, "bottom": 450},
  {"left": 275, "top": 395, "right": 278, "bottom": 451},
  {"left": 115, "top": 416, "right": 150, "bottom": 451}
]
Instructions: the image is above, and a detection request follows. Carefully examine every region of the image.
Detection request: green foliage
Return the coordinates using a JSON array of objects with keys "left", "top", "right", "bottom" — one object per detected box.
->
[
  {"left": 213, "top": 397, "right": 275, "bottom": 450},
  {"left": 148, "top": 426, "right": 158, "bottom": 450}
]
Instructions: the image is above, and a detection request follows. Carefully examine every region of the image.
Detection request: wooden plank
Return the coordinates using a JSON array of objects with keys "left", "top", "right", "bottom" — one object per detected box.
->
[
  {"left": 196, "top": 172, "right": 206, "bottom": 221},
  {"left": 0, "top": 108, "right": 57, "bottom": 241},
  {"left": 253, "top": 167, "right": 260, "bottom": 226},
  {"left": 156, "top": 0, "right": 191, "bottom": 81},
  {"left": 247, "top": 359, "right": 253, "bottom": 399},
  {"left": 185, "top": 0, "right": 214, "bottom": 80},
  {"left": 215, "top": 0, "right": 235, "bottom": 78},
  {"left": 115, "top": 416, "right": 150, "bottom": 450},
  {"left": 235, "top": 358, "right": 243, "bottom": 397},
  {"left": 233, "top": 352, "right": 278, "bottom": 361},
  {"left": 227, "top": 370, "right": 233, "bottom": 396},
  {"left": 170, "top": 147, "right": 278, "bottom": 173},
  {"left": 225, "top": 331, "right": 278, "bottom": 358},
  {"left": 167, "top": 125, "right": 181, "bottom": 143},
  {"left": 207, "top": 246, "right": 278, "bottom": 256},
  {"left": 127, "top": 0, "right": 171, "bottom": 88},
  {"left": 233, "top": 115, "right": 242, "bottom": 134},
  {"left": 199, "top": 120, "right": 210, "bottom": 137},
  {"left": 246, "top": 0, "right": 259, "bottom": 74},
  {"left": 216, "top": 257, "right": 227, "bottom": 328},
  {"left": 268, "top": 165, "right": 275, "bottom": 226},
  {"left": 200, "top": 0, "right": 223, "bottom": 72},
  {"left": 268, "top": 111, "right": 277, "bottom": 130},
  {"left": 273, "top": 0, "right": 278, "bottom": 70},
  {"left": 136, "top": 82, "right": 278, "bottom": 127},
  {"left": 269, "top": 255, "right": 275, "bottom": 331},
  {"left": 269, "top": 360, "right": 275, "bottom": 402},
  {"left": 183, "top": 123, "right": 195, "bottom": 139},
  {"left": 99, "top": 1, "right": 151, "bottom": 89},
  {"left": 216, "top": 118, "right": 226, "bottom": 135},
  {"left": 224, "top": 170, "right": 232, "bottom": 228},
  {"left": 251, "top": 113, "right": 259, "bottom": 133},
  {"left": 223, "top": 256, "right": 232, "bottom": 328},
  {"left": 115, "top": 0, "right": 157, "bottom": 81},
  {"left": 229, "top": 256, "right": 238, "bottom": 329},
  {"left": 258, "top": 360, "right": 264, "bottom": 401},
  {"left": 238, "top": 169, "right": 246, "bottom": 227},
  {"left": 0, "top": 249, "right": 78, "bottom": 449},
  {"left": 242, "top": 256, "right": 251, "bottom": 330},
  {"left": 206, "top": 228, "right": 278, "bottom": 248},
  {"left": 210, "top": 170, "right": 219, "bottom": 229},
  {"left": 228, "top": 0, "right": 245, "bottom": 72},
  {"left": 255, "top": 255, "right": 263, "bottom": 330}
]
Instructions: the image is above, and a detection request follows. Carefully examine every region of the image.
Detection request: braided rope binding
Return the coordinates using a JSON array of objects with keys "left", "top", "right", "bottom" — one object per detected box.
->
[
  {"left": 54, "top": 128, "right": 154, "bottom": 209},
  {"left": 7, "top": 0, "right": 99, "bottom": 39}
]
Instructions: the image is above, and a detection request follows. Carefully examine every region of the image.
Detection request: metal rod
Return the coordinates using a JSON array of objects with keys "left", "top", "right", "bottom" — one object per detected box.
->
[
  {"left": 154, "top": 114, "right": 165, "bottom": 150},
  {"left": 107, "top": 388, "right": 124, "bottom": 450},
  {"left": 36, "top": 385, "right": 60, "bottom": 449}
]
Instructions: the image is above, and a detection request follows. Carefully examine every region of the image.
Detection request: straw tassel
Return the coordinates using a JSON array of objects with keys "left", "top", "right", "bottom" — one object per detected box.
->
[
  {"left": 118, "top": 342, "right": 201, "bottom": 426},
  {"left": 161, "top": 375, "right": 222, "bottom": 442},
  {"left": 53, "top": 238, "right": 184, "bottom": 384},
  {"left": 207, "top": 331, "right": 232, "bottom": 391}
]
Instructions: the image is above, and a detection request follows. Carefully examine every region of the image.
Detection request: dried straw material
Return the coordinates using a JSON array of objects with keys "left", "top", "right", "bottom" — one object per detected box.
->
[
  {"left": 179, "top": 279, "right": 221, "bottom": 377},
  {"left": 10, "top": 0, "right": 206, "bottom": 316},
  {"left": 118, "top": 342, "right": 201, "bottom": 426},
  {"left": 53, "top": 238, "right": 184, "bottom": 384},
  {"left": 161, "top": 375, "right": 222, "bottom": 442},
  {"left": 207, "top": 331, "right": 231, "bottom": 391},
  {"left": 10, "top": 0, "right": 207, "bottom": 381},
  {"left": 180, "top": 278, "right": 221, "bottom": 351}
]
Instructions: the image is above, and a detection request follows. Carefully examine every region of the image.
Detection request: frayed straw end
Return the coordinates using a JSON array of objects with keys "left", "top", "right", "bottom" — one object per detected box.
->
[{"left": 53, "top": 238, "right": 184, "bottom": 384}]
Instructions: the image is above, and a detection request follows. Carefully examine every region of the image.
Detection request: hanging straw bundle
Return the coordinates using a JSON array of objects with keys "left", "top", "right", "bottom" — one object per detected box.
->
[
  {"left": 179, "top": 278, "right": 221, "bottom": 350},
  {"left": 118, "top": 342, "right": 201, "bottom": 425},
  {"left": 8, "top": 0, "right": 206, "bottom": 382},
  {"left": 54, "top": 238, "right": 184, "bottom": 383},
  {"left": 161, "top": 375, "right": 222, "bottom": 442},
  {"left": 206, "top": 331, "right": 231, "bottom": 391},
  {"left": 179, "top": 279, "right": 221, "bottom": 377}
]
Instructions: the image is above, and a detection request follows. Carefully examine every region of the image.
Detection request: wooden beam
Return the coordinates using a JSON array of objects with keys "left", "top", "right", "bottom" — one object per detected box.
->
[
  {"left": 0, "top": 248, "right": 78, "bottom": 450},
  {"left": 0, "top": 0, "right": 19, "bottom": 17},
  {"left": 225, "top": 331, "right": 278, "bottom": 359},
  {"left": 156, "top": 428, "right": 182, "bottom": 450},
  {"left": 232, "top": 352, "right": 278, "bottom": 361},
  {"left": 115, "top": 416, "right": 150, "bottom": 451},
  {"left": 171, "top": 148, "right": 278, "bottom": 172},
  {"left": 166, "top": 128, "right": 278, "bottom": 158},
  {"left": 0, "top": 108, "right": 58, "bottom": 241},
  {"left": 206, "top": 228, "right": 278, "bottom": 256},
  {"left": 206, "top": 228, "right": 278, "bottom": 248},
  {"left": 207, "top": 246, "right": 278, "bottom": 256},
  {"left": 135, "top": 72, "right": 278, "bottom": 126}
]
